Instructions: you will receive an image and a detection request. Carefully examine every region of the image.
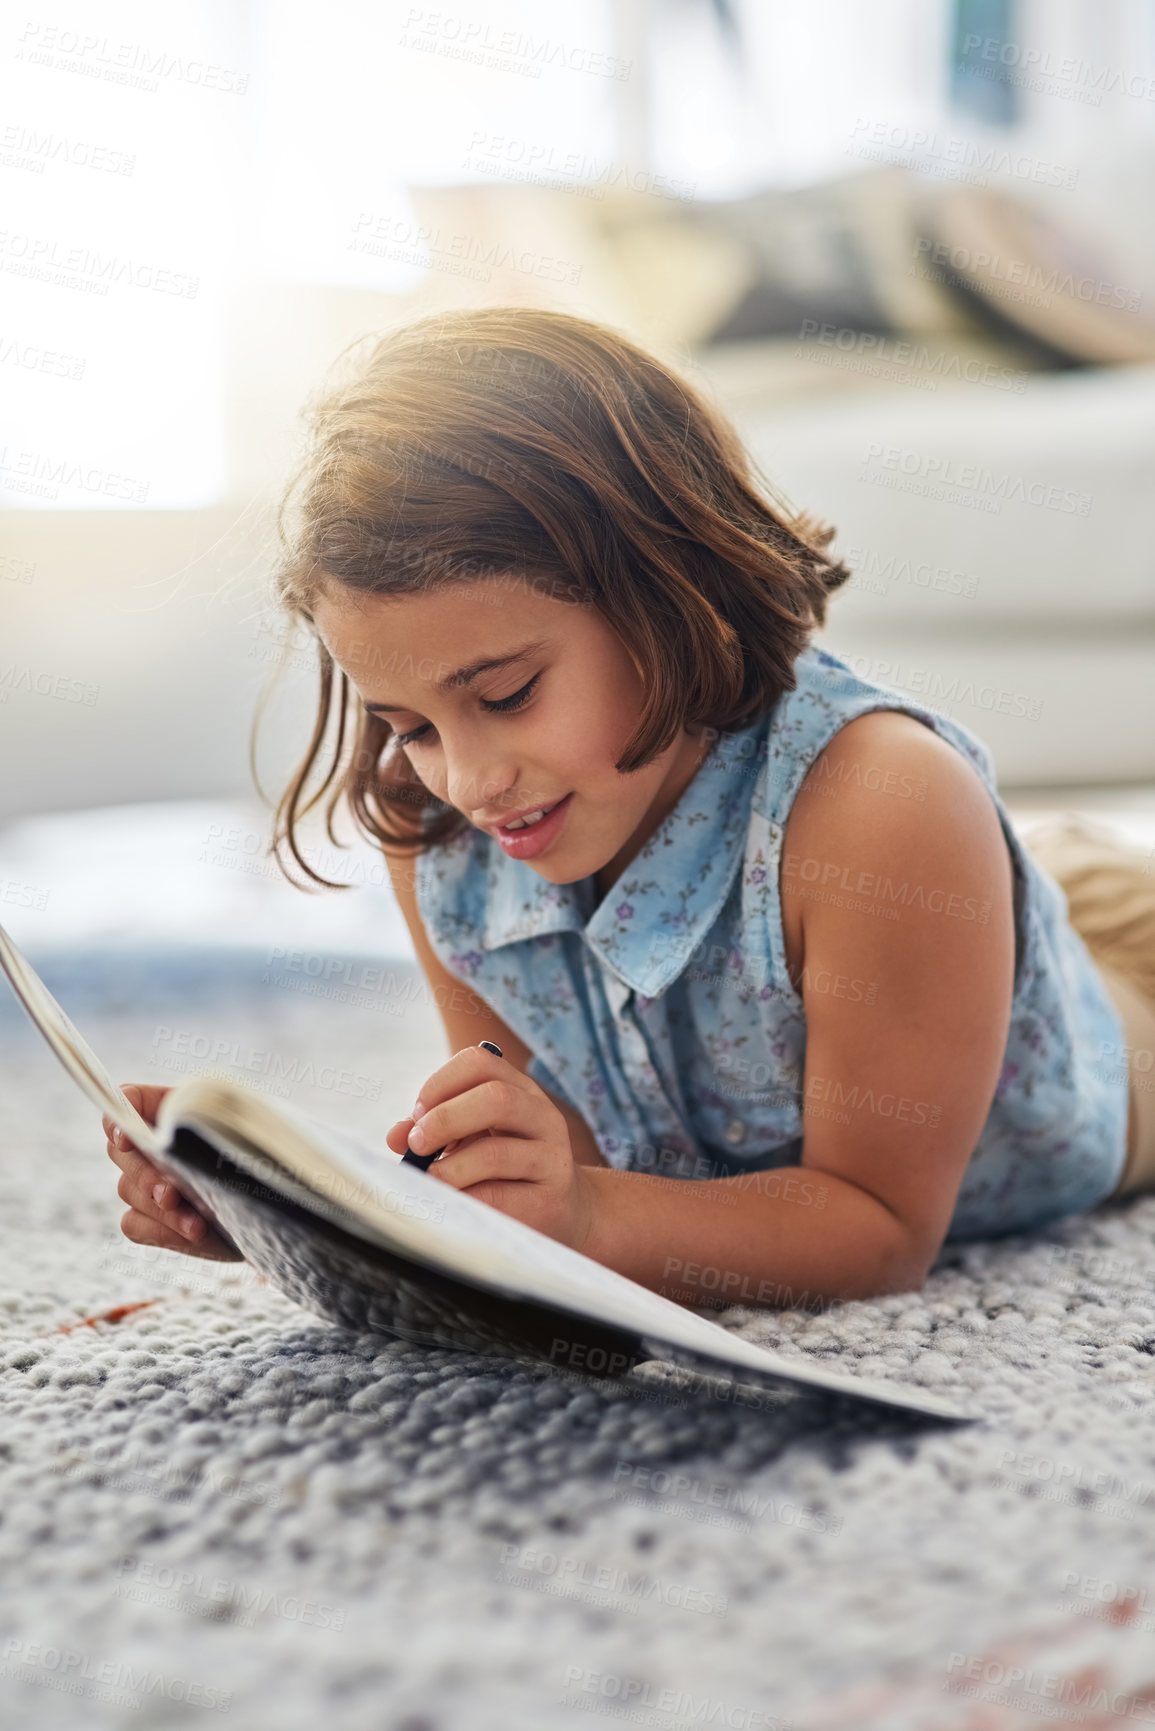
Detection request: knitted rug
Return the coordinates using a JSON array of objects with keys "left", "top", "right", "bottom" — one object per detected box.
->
[{"left": 4, "top": 947, "right": 1155, "bottom": 1731}]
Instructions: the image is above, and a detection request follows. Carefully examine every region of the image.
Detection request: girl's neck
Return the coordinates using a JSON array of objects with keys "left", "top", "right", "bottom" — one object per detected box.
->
[{"left": 592, "top": 726, "right": 715, "bottom": 904}]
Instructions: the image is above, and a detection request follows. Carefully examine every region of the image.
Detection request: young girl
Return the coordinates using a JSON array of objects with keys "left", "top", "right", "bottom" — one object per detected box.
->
[{"left": 104, "top": 306, "right": 1155, "bottom": 1309}]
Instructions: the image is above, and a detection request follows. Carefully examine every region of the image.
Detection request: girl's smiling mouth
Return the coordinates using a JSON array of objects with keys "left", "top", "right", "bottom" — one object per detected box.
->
[{"left": 493, "top": 793, "right": 573, "bottom": 859}]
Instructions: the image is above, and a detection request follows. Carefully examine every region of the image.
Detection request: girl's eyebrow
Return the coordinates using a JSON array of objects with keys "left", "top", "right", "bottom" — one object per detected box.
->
[{"left": 363, "top": 637, "right": 550, "bottom": 713}]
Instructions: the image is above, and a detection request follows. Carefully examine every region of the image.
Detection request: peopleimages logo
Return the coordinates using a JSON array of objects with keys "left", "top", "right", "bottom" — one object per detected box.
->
[
  {"left": 116, "top": 1557, "right": 345, "bottom": 1631},
  {"left": 560, "top": 1667, "right": 792, "bottom": 1728},
  {"left": 348, "top": 211, "right": 583, "bottom": 287},
  {"left": 150, "top": 1027, "right": 382, "bottom": 1101},
  {"left": 845, "top": 117, "right": 1078, "bottom": 189},
  {"left": 259, "top": 945, "right": 484, "bottom": 1021},
  {"left": 805, "top": 1075, "right": 941, "bottom": 1127},
  {"left": 782, "top": 852, "right": 992, "bottom": 923},
  {"left": 0, "top": 444, "right": 150, "bottom": 503},
  {"left": 797, "top": 318, "right": 1031, "bottom": 391},
  {"left": 799, "top": 755, "right": 927, "bottom": 801},
  {"left": 0, "top": 231, "right": 199, "bottom": 298},
  {"left": 995, "top": 1447, "right": 1155, "bottom": 1517},
  {"left": 15, "top": 22, "right": 249, "bottom": 95},
  {"left": 1, "top": 877, "right": 50, "bottom": 911},
  {"left": 497, "top": 1542, "right": 728, "bottom": 1617},
  {"left": 957, "top": 32, "right": 1155, "bottom": 104},
  {"left": 0, "top": 122, "right": 135, "bottom": 176},
  {"left": 0, "top": 336, "right": 86, "bottom": 379},
  {"left": 56, "top": 1436, "right": 280, "bottom": 1510},
  {"left": 610, "top": 1461, "right": 842, "bottom": 1534},
  {"left": 1058, "top": 1570, "right": 1155, "bottom": 1625},
  {"left": 463, "top": 130, "right": 694, "bottom": 200},
  {"left": 0, "top": 1637, "right": 231, "bottom": 1711},
  {"left": 0, "top": 662, "right": 99, "bottom": 704},
  {"left": 398, "top": 10, "right": 633, "bottom": 80},
  {"left": 944, "top": 1650, "right": 1155, "bottom": 1721},
  {"left": 911, "top": 236, "right": 1142, "bottom": 310},
  {"left": 860, "top": 441, "right": 1094, "bottom": 517},
  {"left": 841, "top": 655, "right": 1042, "bottom": 721},
  {"left": 845, "top": 543, "right": 980, "bottom": 600}
]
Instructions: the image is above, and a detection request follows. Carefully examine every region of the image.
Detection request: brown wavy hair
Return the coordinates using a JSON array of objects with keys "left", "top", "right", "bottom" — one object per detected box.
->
[{"left": 260, "top": 304, "right": 850, "bottom": 889}]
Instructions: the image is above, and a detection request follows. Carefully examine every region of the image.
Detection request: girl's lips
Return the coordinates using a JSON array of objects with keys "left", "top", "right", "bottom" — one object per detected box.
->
[{"left": 494, "top": 792, "right": 573, "bottom": 860}]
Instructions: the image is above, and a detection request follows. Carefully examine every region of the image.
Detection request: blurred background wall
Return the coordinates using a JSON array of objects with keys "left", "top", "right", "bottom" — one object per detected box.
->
[{"left": 2, "top": 0, "right": 1154, "bottom": 955}]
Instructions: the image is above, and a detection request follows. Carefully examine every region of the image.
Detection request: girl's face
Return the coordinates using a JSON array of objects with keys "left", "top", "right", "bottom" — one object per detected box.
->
[{"left": 311, "top": 577, "right": 711, "bottom": 895}]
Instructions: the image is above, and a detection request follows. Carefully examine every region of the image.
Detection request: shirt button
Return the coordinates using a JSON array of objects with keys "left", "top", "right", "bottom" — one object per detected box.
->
[{"left": 725, "top": 1118, "right": 746, "bottom": 1144}]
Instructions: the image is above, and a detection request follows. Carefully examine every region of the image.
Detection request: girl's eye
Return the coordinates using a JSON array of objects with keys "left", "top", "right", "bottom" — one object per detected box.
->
[
  {"left": 481, "top": 671, "right": 540, "bottom": 716},
  {"left": 392, "top": 673, "right": 541, "bottom": 749}
]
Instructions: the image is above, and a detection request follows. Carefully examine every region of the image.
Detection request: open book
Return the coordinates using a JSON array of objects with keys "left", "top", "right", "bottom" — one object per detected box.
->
[{"left": 0, "top": 921, "right": 970, "bottom": 1423}]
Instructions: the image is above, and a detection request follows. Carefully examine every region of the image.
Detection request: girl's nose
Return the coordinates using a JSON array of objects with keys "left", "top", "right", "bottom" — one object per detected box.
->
[{"left": 446, "top": 761, "right": 520, "bottom": 824}]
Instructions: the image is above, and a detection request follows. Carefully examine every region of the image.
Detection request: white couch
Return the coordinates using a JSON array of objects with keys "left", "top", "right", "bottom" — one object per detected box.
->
[{"left": 692, "top": 343, "right": 1155, "bottom": 784}]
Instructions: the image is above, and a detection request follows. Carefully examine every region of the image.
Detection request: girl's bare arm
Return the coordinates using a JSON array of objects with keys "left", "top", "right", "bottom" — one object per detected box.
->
[{"left": 581, "top": 710, "right": 1017, "bottom": 1304}]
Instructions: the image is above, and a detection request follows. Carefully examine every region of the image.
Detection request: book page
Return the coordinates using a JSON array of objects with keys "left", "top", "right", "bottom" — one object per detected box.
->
[
  {"left": 160, "top": 1080, "right": 969, "bottom": 1421},
  {"left": 0, "top": 921, "right": 161, "bottom": 1156},
  {"left": 158, "top": 1079, "right": 632, "bottom": 1295},
  {"left": 0, "top": 925, "right": 967, "bottom": 1420}
]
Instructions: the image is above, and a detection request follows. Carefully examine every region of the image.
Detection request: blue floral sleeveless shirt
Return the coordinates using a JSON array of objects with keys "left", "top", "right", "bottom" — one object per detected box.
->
[{"left": 414, "top": 644, "right": 1128, "bottom": 1241}]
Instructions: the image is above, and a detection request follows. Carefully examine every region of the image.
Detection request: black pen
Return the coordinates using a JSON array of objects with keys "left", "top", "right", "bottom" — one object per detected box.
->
[{"left": 401, "top": 1040, "right": 503, "bottom": 1170}]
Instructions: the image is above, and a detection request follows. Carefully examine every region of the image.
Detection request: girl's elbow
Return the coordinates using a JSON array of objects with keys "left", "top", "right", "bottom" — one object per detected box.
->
[
  {"left": 879, "top": 1226, "right": 941, "bottom": 1298},
  {"left": 838, "top": 1222, "right": 941, "bottom": 1304}
]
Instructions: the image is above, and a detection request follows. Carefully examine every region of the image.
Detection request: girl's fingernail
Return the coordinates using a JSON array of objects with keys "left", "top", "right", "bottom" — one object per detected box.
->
[
  {"left": 479, "top": 1040, "right": 503, "bottom": 1057},
  {"left": 411, "top": 1100, "right": 426, "bottom": 1121},
  {"left": 179, "top": 1212, "right": 202, "bottom": 1237},
  {"left": 153, "top": 1183, "right": 168, "bottom": 1206},
  {"left": 408, "top": 1121, "right": 427, "bottom": 1151}
]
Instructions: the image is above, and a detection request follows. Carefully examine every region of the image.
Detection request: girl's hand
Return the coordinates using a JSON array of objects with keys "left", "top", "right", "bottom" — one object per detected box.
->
[
  {"left": 385, "top": 1046, "right": 596, "bottom": 1252},
  {"left": 103, "top": 1084, "right": 244, "bottom": 1262}
]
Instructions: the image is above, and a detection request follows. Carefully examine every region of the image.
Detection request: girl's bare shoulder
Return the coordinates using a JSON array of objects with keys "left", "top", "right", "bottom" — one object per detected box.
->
[
  {"left": 778, "top": 705, "right": 1013, "bottom": 967},
  {"left": 787, "top": 706, "right": 999, "bottom": 856}
]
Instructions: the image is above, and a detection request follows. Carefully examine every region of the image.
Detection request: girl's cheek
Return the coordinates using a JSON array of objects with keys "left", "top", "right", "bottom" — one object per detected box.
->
[{"left": 408, "top": 765, "right": 441, "bottom": 800}]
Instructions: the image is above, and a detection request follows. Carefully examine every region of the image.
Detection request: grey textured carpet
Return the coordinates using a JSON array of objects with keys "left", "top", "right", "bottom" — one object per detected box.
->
[{"left": 4, "top": 949, "right": 1155, "bottom": 1730}]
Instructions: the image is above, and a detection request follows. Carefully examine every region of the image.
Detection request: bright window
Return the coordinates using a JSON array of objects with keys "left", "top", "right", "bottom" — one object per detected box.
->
[{"left": 0, "top": 0, "right": 244, "bottom": 509}]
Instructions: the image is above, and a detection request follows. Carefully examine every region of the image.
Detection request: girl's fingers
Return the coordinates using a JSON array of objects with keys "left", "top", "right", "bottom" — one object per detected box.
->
[
  {"left": 114, "top": 1155, "right": 244, "bottom": 1260},
  {"left": 105, "top": 1129, "right": 175, "bottom": 1202},
  {"left": 102, "top": 1087, "right": 242, "bottom": 1263},
  {"left": 406, "top": 1077, "right": 545, "bottom": 1160},
  {"left": 101, "top": 1085, "right": 172, "bottom": 1155},
  {"left": 429, "top": 1134, "right": 551, "bottom": 1191},
  {"left": 102, "top": 1114, "right": 140, "bottom": 1157},
  {"left": 113, "top": 1157, "right": 203, "bottom": 1239},
  {"left": 119, "top": 1083, "right": 172, "bottom": 1122},
  {"left": 120, "top": 1207, "right": 242, "bottom": 1263},
  {"left": 121, "top": 1200, "right": 205, "bottom": 1247},
  {"left": 385, "top": 1118, "right": 415, "bottom": 1156},
  {"left": 105, "top": 1132, "right": 159, "bottom": 1190},
  {"left": 106, "top": 1134, "right": 211, "bottom": 1243},
  {"left": 121, "top": 1208, "right": 199, "bottom": 1254}
]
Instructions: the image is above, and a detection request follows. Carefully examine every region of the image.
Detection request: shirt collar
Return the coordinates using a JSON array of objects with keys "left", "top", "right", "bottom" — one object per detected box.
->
[{"left": 480, "top": 714, "right": 768, "bottom": 997}]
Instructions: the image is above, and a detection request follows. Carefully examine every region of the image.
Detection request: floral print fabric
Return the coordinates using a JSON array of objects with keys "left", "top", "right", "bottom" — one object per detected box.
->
[{"left": 414, "top": 644, "right": 1128, "bottom": 1240}]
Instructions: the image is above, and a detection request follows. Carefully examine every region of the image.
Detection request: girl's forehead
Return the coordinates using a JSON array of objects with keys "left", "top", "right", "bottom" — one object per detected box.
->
[
  {"left": 314, "top": 574, "right": 589, "bottom": 640},
  {"left": 311, "top": 578, "right": 608, "bottom": 682}
]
